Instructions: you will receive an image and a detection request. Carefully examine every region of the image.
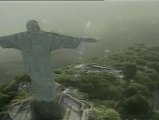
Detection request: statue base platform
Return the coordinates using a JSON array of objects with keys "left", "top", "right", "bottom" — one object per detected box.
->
[
  {"left": 31, "top": 100, "right": 63, "bottom": 120},
  {"left": 6, "top": 93, "right": 92, "bottom": 120}
]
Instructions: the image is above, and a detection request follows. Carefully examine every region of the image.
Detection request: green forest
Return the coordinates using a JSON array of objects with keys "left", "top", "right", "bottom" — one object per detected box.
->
[
  {"left": 55, "top": 43, "right": 159, "bottom": 120},
  {"left": 1, "top": 43, "right": 159, "bottom": 120}
]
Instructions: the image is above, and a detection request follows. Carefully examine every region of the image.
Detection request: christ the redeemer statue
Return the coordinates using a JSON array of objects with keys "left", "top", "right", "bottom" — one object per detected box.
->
[{"left": 0, "top": 20, "right": 96, "bottom": 120}]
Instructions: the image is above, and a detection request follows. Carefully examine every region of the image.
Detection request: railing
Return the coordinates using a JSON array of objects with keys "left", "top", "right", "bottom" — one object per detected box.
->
[{"left": 59, "top": 93, "right": 92, "bottom": 120}]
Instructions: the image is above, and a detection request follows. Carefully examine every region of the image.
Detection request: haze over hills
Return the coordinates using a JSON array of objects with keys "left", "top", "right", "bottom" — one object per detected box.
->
[{"left": 0, "top": 1, "right": 159, "bottom": 83}]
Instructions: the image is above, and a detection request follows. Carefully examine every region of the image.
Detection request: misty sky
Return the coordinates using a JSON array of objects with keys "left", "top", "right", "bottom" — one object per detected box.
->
[
  {"left": 0, "top": 1, "right": 158, "bottom": 37},
  {"left": 0, "top": 1, "right": 106, "bottom": 37}
]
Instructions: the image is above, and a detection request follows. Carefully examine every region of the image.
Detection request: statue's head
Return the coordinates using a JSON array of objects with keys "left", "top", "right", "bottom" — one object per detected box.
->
[{"left": 26, "top": 20, "right": 40, "bottom": 34}]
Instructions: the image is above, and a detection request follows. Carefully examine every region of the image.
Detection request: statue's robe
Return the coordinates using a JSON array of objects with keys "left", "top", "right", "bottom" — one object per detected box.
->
[{"left": 0, "top": 31, "right": 81, "bottom": 102}]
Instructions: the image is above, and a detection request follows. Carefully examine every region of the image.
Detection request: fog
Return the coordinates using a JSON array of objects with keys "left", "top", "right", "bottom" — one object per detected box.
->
[{"left": 0, "top": 1, "right": 159, "bottom": 82}]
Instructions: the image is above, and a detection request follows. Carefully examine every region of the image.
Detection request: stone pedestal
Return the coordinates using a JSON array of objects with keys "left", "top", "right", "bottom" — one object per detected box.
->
[{"left": 31, "top": 100, "right": 63, "bottom": 120}]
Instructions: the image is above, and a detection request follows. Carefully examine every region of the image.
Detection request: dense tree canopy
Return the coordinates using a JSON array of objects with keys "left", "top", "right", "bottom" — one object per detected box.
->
[{"left": 55, "top": 44, "right": 159, "bottom": 119}]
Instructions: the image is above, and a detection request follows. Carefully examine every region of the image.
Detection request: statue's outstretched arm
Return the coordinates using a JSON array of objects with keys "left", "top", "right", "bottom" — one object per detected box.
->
[
  {"left": 0, "top": 34, "right": 18, "bottom": 49},
  {"left": 50, "top": 33, "right": 96, "bottom": 50}
]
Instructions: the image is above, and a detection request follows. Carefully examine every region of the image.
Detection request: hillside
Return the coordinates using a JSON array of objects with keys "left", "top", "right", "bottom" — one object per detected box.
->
[
  {"left": 0, "top": 43, "right": 159, "bottom": 120},
  {"left": 55, "top": 43, "right": 159, "bottom": 120}
]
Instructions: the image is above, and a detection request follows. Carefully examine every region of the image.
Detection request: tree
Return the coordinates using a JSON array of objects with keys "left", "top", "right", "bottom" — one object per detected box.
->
[
  {"left": 0, "top": 93, "right": 10, "bottom": 110},
  {"left": 76, "top": 73, "right": 109, "bottom": 99},
  {"left": 152, "top": 110, "right": 159, "bottom": 120},
  {"left": 123, "top": 83, "right": 150, "bottom": 98},
  {"left": 135, "top": 68, "right": 159, "bottom": 90},
  {"left": 99, "top": 109, "right": 121, "bottom": 120},
  {"left": 76, "top": 73, "right": 120, "bottom": 100},
  {"left": 123, "top": 63, "right": 137, "bottom": 81},
  {"left": 122, "top": 94, "right": 152, "bottom": 119}
]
